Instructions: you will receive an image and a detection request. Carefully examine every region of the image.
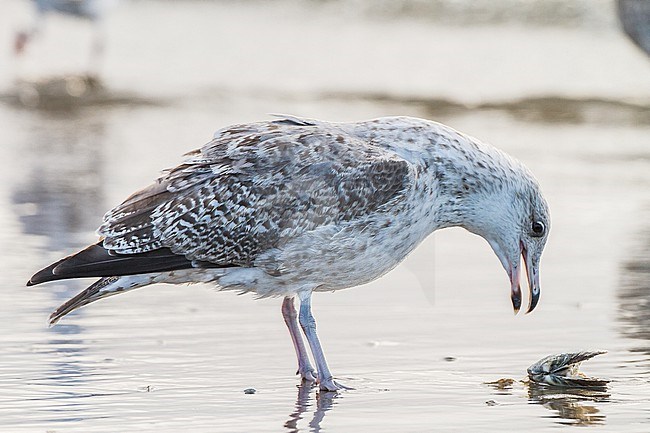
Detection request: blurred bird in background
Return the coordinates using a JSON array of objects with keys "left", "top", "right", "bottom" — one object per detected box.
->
[
  {"left": 14, "top": 0, "right": 117, "bottom": 76},
  {"left": 618, "top": 0, "right": 650, "bottom": 57},
  {"left": 11, "top": 0, "right": 119, "bottom": 106}
]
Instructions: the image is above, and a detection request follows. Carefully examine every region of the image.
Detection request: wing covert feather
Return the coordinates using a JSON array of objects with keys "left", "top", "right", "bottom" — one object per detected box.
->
[{"left": 99, "top": 119, "right": 413, "bottom": 266}]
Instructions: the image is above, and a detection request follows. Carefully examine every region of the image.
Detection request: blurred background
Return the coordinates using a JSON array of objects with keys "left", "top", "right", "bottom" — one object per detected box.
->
[{"left": 0, "top": 0, "right": 649, "bottom": 432}]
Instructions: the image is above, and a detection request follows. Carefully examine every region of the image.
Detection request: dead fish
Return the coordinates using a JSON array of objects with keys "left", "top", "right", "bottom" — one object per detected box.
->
[{"left": 527, "top": 351, "right": 609, "bottom": 388}]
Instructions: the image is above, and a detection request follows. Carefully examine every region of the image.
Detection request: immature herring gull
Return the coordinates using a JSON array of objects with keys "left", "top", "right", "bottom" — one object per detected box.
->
[{"left": 28, "top": 115, "right": 550, "bottom": 391}]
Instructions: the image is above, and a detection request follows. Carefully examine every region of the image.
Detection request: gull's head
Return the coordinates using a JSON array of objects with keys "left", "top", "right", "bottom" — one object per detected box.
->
[
  {"left": 485, "top": 178, "right": 549, "bottom": 314},
  {"left": 461, "top": 164, "right": 550, "bottom": 315}
]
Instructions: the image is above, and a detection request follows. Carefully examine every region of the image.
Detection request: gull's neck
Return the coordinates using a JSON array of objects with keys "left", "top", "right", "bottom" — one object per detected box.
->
[{"left": 342, "top": 115, "right": 531, "bottom": 235}]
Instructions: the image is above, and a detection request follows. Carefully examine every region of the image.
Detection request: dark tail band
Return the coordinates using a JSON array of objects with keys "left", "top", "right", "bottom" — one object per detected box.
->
[{"left": 27, "top": 241, "right": 196, "bottom": 286}]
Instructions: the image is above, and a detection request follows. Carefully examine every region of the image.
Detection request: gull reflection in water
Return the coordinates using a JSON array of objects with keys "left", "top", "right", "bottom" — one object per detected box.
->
[
  {"left": 10, "top": 113, "right": 109, "bottom": 421},
  {"left": 527, "top": 383, "right": 609, "bottom": 426},
  {"left": 284, "top": 384, "right": 340, "bottom": 433}
]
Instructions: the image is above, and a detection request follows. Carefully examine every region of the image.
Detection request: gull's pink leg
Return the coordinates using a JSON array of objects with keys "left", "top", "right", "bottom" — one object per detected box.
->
[
  {"left": 282, "top": 296, "right": 317, "bottom": 382},
  {"left": 297, "top": 291, "right": 349, "bottom": 391}
]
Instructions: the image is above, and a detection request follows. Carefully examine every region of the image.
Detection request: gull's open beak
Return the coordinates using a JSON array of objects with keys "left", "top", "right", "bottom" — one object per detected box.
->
[
  {"left": 489, "top": 239, "right": 540, "bottom": 315},
  {"left": 508, "top": 242, "right": 540, "bottom": 315}
]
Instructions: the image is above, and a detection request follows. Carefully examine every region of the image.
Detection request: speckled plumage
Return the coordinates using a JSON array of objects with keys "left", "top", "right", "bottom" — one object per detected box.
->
[
  {"left": 101, "top": 117, "right": 411, "bottom": 267},
  {"left": 29, "top": 115, "right": 550, "bottom": 391}
]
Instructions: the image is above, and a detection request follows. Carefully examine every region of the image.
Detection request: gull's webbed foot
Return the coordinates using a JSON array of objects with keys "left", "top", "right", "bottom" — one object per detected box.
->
[
  {"left": 298, "top": 367, "right": 318, "bottom": 383},
  {"left": 318, "top": 376, "right": 352, "bottom": 392}
]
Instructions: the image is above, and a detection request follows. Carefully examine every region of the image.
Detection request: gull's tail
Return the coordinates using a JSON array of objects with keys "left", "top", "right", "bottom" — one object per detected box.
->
[
  {"left": 28, "top": 240, "right": 228, "bottom": 326},
  {"left": 48, "top": 274, "right": 152, "bottom": 326},
  {"left": 27, "top": 241, "right": 195, "bottom": 287}
]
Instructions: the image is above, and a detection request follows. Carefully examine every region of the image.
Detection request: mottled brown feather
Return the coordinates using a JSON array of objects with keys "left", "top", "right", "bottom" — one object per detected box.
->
[{"left": 99, "top": 118, "right": 412, "bottom": 267}]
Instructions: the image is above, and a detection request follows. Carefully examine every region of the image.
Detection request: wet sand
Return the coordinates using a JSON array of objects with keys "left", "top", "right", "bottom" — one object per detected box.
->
[{"left": 1, "top": 0, "right": 650, "bottom": 431}]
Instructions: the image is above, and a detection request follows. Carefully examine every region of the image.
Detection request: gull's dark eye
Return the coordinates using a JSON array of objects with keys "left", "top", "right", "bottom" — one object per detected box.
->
[{"left": 531, "top": 221, "right": 545, "bottom": 237}]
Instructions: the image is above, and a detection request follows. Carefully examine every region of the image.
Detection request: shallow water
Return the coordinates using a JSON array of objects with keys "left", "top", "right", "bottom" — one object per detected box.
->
[{"left": 1, "top": 0, "right": 650, "bottom": 431}]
